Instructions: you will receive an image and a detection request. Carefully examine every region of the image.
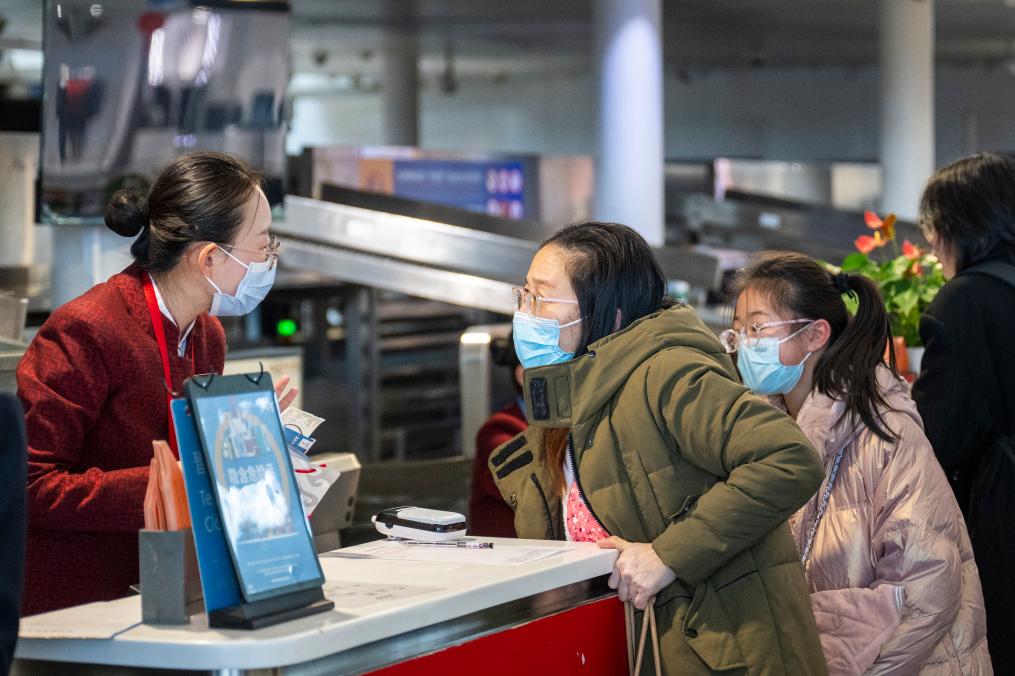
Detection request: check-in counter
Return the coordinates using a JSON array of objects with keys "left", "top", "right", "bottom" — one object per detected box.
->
[{"left": 14, "top": 538, "right": 626, "bottom": 676}]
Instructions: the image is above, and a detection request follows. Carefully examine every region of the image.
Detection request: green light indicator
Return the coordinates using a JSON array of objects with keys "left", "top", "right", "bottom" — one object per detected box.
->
[{"left": 277, "top": 319, "right": 297, "bottom": 337}]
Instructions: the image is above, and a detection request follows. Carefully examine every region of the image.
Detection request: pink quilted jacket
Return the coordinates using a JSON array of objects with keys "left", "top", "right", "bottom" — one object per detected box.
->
[{"left": 782, "top": 367, "right": 991, "bottom": 675}]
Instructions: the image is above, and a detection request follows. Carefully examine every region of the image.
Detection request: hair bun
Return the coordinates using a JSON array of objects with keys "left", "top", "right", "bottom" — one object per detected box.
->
[{"left": 104, "top": 189, "right": 149, "bottom": 238}]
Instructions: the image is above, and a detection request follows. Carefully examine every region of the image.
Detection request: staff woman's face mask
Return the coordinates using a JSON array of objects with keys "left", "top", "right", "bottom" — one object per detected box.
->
[
  {"left": 204, "top": 246, "right": 277, "bottom": 317},
  {"left": 721, "top": 319, "right": 815, "bottom": 396}
]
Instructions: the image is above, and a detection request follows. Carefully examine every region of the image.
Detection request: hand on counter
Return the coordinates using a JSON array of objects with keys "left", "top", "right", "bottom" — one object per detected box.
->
[
  {"left": 598, "top": 536, "right": 676, "bottom": 610},
  {"left": 274, "top": 374, "right": 299, "bottom": 412}
]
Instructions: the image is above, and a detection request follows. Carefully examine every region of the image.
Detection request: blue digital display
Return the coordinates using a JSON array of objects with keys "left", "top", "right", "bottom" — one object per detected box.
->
[
  {"left": 191, "top": 390, "right": 322, "bottom": 601},
  {"left": 392, "top": 159, "right": 526, "bottom": 218}
]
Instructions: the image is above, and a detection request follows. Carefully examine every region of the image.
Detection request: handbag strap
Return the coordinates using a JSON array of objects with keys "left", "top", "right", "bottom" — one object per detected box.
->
[
  {"left": 625, "top": 597, "right": 662, "bottom": 676},
  {"left": 800, "top": 442, "right": 849, "bottom": 566}
]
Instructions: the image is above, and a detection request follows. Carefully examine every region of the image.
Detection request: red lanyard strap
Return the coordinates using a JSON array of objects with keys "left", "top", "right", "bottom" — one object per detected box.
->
[{"left": 143, "top": 276, "right": 179, "bottom": 458}]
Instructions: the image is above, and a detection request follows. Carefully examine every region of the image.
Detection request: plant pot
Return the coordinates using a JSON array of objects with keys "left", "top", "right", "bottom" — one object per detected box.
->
[
  {"left": 906, "top": 346, "right": 925, "bottom": 376},
  {"left": 886, "top": 336, "right": 909, "bottom": 374}
]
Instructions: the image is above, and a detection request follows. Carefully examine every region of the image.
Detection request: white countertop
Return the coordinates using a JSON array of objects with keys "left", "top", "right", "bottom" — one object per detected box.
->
[{"left": 16, "top": 538, "right": 618, "bottom": 671}]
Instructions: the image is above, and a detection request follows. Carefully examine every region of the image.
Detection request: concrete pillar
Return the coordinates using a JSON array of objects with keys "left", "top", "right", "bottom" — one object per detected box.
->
[
  {"left": 879, "top": 0, "right": 935, "bottom": 220},
  {"left": 381, "top": 5, "right": 419, "bottom": 148},
  {"left": 593, "top": 0, "right": 664, "bottom": 247}
]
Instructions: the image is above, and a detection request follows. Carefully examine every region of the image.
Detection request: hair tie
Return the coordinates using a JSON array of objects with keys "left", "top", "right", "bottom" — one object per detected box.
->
[{"left": 833, "top": 272, "right": 854, "bottom": 297}]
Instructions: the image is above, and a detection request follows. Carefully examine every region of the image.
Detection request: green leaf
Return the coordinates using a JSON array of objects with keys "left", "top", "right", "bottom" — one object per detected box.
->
[
  {"left": 841, "top": 252, "right": 870, "bottom": 272},
  {"left": 895, "top": 288, "right": 919, "bottom": 316}
]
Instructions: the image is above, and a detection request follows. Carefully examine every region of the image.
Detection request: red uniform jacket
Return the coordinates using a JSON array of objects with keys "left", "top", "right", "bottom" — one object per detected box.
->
[
  {"left": 17, "top": 265, "right": 225, "bottom": 615},
  {"left": 468, "top": 402, "right": 527, "bottom": 538}
]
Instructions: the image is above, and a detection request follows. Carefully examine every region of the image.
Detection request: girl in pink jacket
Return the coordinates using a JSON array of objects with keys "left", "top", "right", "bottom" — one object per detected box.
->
[{"left": 724, "top": 251, "right": 991, "bottom": 675}]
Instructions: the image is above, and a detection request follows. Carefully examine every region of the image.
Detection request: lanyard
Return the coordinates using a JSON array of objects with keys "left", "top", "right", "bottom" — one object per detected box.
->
[
  {"left": 142, "top": 276, "right": 189, "bottom": 458},
  {"left": 800, "top": 442, "right": 849, "bottom": 566}
]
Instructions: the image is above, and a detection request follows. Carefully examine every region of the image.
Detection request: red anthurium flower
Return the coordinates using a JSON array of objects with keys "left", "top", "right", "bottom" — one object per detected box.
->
[
  {"left": 903, "top": 240, "right": 921, "bottom": 260},
  {"left": 881, "top": 214, "right": 897, "bottom": 241},
  {"left": 864, "top": 210, "right": 883, "bottom": 230},
  {"left": 855, "top": 235, "right": 877, "bottom": 254}
]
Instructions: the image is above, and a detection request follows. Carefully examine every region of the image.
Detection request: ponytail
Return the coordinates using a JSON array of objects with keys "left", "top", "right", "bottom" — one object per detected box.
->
[
  {"left": 813, "top": 271, "right": 898, "bottom": 442},
  {"left": 733, "top": 252, "right": 899, "bottom": 443}
]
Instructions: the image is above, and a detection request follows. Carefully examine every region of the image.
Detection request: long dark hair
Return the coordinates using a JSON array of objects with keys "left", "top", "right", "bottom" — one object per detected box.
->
[
  {"left": 733, "top": 251, "right": 899, "bottom": 442},
  {"left": 539, "top": 221, "right": 676, "bottom": 492},
  {"left": 919, "top": 152, "right": 1015, "bottom": 272},
  {"left": 105, "top": 151, "right": 263, "bottom": 274}
]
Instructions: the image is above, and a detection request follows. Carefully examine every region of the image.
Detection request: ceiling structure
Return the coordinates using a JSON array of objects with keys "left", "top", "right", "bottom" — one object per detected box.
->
[{"left": 4, "top": 0, "right": 1015, "bottom": 86}]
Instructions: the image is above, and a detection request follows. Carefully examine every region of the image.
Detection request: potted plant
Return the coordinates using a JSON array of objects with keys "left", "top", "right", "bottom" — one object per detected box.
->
[{"left": 827, "top": 211, "right": 945, "bottom": 375}]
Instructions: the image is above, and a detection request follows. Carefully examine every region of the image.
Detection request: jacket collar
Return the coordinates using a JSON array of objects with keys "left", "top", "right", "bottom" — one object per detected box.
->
[
  {"left": 774, "top": 365, "right": 912, "bottom": 461},
  {"left": 521, "top": 304, "right": 730, "bottom": 428},
  {"left": 112, "top": 264, "right": 189, "bottom": 351}
]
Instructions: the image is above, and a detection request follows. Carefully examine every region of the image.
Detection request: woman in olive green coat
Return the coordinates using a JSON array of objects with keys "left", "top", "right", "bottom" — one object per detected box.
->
[{"left": 491, "top": 222, "right": 827, "bottom": 675}]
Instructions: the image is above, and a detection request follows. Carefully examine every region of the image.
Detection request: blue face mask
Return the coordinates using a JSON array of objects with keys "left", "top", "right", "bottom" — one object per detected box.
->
[
  {"left": 736, "top": 322, "right": 814, "bottom": 396},
  {"left": 205, "top": 246, "right": 276, "bottom": 317},
  {"left": 512, "top": 311, "right": 581, "bottom": 369}
]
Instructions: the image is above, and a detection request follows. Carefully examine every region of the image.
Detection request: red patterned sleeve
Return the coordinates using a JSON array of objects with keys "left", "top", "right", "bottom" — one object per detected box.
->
[{"left": 17, "top": 312, "right": 148, "bottom": 533}]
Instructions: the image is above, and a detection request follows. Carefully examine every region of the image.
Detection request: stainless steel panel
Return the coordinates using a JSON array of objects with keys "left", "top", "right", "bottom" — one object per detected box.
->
[
  {"left": 281, "top": 195, "right": 536, "bottom": 285},
  {"left": 0, "top": 338, "right": 27, "bottom": 395},
  {"left": 0, "top": 295, "right": 28, "bottom": 342},
  {"left": 280, "top": 194, "right": 722, "bottom": 297},
  {"left": 278, "top": 237, "right": 516, "bottom": 315},
  {"left": 41, "top": 0, "right": 289, "bottom": 223}
]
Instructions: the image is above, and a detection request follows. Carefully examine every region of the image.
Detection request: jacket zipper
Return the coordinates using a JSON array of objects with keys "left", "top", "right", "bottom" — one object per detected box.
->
[
  {"left": 568, "top": 433, "right": 609, "bottom": 534},
  {"left": 530, "top": 473, "right": 557, "bottom": 540}
]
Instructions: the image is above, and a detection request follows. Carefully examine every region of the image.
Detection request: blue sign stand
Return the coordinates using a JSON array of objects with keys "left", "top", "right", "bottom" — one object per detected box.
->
[
  {"left": 171, "top": 395, "right": 334, "bottom": 629},
  {"left": 172, "top": 398, "right": 243, "bottom": 613}
]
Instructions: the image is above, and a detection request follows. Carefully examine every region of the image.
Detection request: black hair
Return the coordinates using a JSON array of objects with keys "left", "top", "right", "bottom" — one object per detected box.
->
[
  {"left": 104, "top": 151, "right": 263, "bottom": 274},
  {"left": 539, "top": 221, "right": 676, "bottom": 495},
  {"left": 542, "top": 221, "right": 676, "bottom": 356},
  {"left": 733, "top": 251, "right": 899, "bottom": 442},
  {"left": 490, "top": 331, "right": 522, "bottom": 395},
  {"left": 919, "top": 151, "right": 1015, "bottom": 271}
]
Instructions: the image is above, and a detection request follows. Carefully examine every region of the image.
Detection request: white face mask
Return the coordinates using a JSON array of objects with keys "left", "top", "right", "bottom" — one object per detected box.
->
[{"left": 204, "top": 246, "right": 276, "bottom": 317}]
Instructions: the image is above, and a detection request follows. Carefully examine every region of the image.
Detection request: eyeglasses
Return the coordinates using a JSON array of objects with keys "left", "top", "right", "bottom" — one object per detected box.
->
[
  {"left": 718, "top": 319, "right": 814, "bottom": 354},
  {"left": 222, "top": 234, "right": 280, "bottom": 270},
  {"left": 512, "top": 287, "right": 579, "bottom": 315}
]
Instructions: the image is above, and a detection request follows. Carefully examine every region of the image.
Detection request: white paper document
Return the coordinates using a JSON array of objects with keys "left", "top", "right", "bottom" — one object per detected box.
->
[
  {"left": 289, "top": 450, "right": 341, "bottom": 518},
  {"left": 280, "top": 407, "right": 325, "bottom": 437},
  {"left": 18, "top": 598, "right": 142, "bottom": 640},
  {"left": 323, "top": 539, "right": 566, "bottom": 566},
  {"left": 322, "top": 580, "right": 442, "bottom": 609}
]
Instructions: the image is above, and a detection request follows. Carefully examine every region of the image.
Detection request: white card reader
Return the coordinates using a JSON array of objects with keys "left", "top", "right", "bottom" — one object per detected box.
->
[{"left": 372, "top": 507, "right": 468, "bottom": 542}]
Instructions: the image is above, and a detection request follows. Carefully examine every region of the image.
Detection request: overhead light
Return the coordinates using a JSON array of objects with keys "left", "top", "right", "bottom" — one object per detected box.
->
[{"left": 89, "top": 4, "right": 102, "bottom": 18}]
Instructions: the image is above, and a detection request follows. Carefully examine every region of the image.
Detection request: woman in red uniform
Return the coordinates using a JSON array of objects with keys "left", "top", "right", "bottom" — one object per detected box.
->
[{"left": 17, "top": 151, "right": 295, "bottom": 615}]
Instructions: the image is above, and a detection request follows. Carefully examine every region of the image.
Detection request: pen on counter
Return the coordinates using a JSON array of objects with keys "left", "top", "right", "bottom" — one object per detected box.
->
[{"left": 401, "top": 540, "right": 494, "bottom": 549}]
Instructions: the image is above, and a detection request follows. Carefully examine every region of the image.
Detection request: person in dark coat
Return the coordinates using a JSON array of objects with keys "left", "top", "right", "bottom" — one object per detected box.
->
[
  {"left": 17, "top": 152, "right": 295, "bottom": 616},
  {"left": 912, "top": 151, "right": 1015, "bottom": 672},
  {"left": 0, "top": 393, "right": 27, "bottom": 675},
  {"left": 468, "top": 333, "right": 526, "bottom": 538}
]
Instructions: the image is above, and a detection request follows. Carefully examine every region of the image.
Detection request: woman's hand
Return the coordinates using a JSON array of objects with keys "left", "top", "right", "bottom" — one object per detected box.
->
[
  {"left": 598, "top": 536, "right": 676, "bottom": 610},
  {"left": 274, "top": 374, "right": 299, "bottom": 412}
]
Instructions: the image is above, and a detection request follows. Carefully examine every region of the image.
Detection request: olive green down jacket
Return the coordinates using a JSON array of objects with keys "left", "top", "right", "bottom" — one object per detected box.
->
[{"left": 490, "top": 305, "right": 829, "bottom": 675}]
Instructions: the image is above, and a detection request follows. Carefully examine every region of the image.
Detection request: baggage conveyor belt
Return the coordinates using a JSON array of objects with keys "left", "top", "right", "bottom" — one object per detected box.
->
[{"left": 273, "top": 187, "right": 723, "bottom": 315}]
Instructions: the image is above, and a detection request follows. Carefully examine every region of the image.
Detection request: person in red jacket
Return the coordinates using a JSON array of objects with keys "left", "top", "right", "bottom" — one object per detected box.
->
[
  {"left": 17, "top": 152, "right": 296, "bottom": 615},
  {"left": 468, "top": 333, "right": 527, "bottom": 538}
]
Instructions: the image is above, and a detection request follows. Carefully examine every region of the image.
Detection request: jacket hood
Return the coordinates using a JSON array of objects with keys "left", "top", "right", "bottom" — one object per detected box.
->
[
  {"left": 793, "top": 366, "right": 921, "bottom": 460},
  {"left": 521, "top": 304, "right": 728, "bottom": 427}
]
